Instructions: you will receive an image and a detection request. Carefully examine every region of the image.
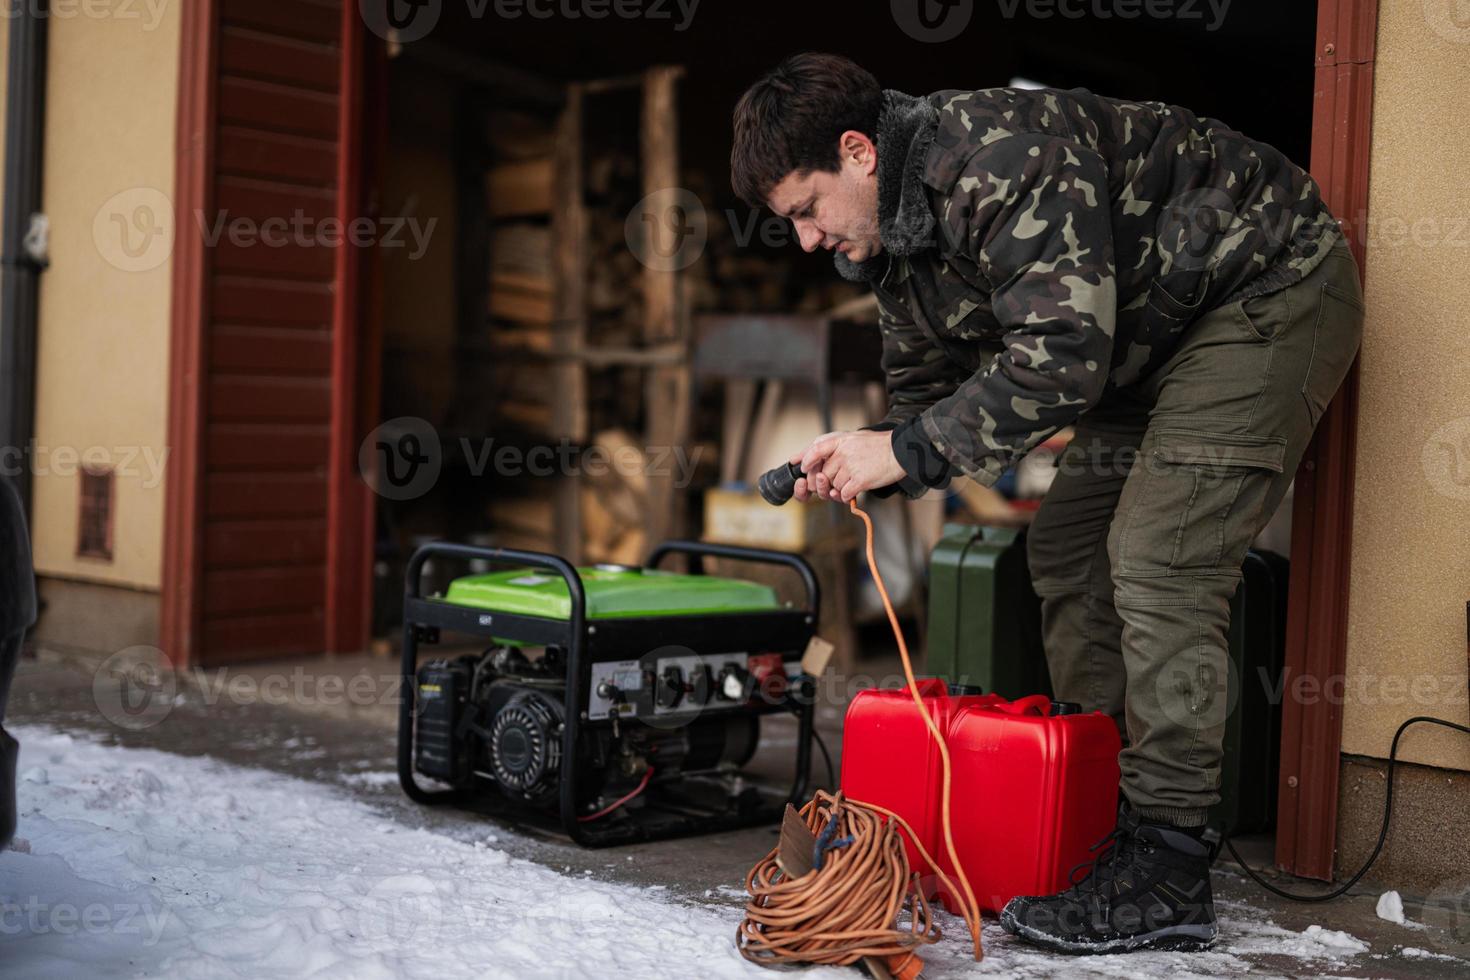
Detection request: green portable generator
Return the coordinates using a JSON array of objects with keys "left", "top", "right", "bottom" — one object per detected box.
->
[{"left": 397, "top": 540, "right": 819, "bottom": 846}]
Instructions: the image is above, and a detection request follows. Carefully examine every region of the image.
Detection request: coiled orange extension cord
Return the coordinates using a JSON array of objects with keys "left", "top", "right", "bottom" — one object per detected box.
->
[{"left": 737, "top": 500, "right": 984, "bottom": 970}]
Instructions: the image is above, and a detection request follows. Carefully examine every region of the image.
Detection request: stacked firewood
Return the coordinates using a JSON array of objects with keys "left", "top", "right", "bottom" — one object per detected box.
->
[{"left": 484, "top": 428, "right": 650, "bottom": 564}]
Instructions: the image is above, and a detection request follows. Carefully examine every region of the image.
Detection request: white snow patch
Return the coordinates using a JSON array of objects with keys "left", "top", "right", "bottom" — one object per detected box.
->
[
  {"left": 1403, "top": 945, "right": 1462, "bottom": 961},
  {"left": 0, "top": 726, "right": 1391, "bottom": 980},
  {"left": 1377, "top": 889, "right": 1405, "bottom": 924},
  {"left": 337, "top": 770, "right": 400, "bottom": 790},
  {"left": 3, "top": 726, "right": 848, "bottom": 980},
  {"left": 1300, "top": 924, "right": 1370, "bottom": 952}
]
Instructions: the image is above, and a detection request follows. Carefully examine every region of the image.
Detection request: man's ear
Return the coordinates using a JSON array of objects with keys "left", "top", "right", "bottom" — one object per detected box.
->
[{"left": 838, "top": 130, "right": 878, "bottom": 176}]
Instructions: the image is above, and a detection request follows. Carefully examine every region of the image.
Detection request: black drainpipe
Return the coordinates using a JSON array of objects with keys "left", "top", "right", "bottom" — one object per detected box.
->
[{"left": 0, "top": 4, "right": 49, "bottom": 515}]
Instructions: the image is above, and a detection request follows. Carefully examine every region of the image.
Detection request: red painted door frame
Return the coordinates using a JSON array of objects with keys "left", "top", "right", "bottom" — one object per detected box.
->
[
  {"left": 325, "top": 3, "right": 376, "bottom": 655},
  {"left": 159, "top": 0, "right": 217, "bottom": 668},
  {"left": 1275, "top": 0, "right": 1379, "bottom": 880}
]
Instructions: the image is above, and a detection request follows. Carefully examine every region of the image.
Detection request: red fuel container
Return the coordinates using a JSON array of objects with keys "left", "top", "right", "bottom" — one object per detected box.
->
[{"left": 840, "top": 683, "right": 1121, "bottom": 914}]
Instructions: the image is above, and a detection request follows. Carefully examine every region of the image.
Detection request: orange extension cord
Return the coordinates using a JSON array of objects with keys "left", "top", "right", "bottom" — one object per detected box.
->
[{"left": 737, "top": 500, "right": 984, "bottom": 971}]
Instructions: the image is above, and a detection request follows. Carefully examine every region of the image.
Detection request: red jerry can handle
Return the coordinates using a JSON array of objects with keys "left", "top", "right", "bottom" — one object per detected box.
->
[
  {"left": 911, "top": 678, "right": 949, "bottom": 697},
  {"left": 990, "top": 693, "right": 1053, "bottom": 716}
]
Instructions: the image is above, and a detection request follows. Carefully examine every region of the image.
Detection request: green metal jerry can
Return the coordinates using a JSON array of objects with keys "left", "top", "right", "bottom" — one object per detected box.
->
[
  {"left": 926, "top": 523, "right": 1052, "bottom": 700},
  {"left": 926, "top": 520, "right": 1286, "bottom": 837}
]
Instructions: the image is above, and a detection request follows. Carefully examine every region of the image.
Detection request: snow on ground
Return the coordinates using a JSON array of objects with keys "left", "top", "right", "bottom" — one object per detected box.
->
[
  {"left": 1378, "top": 890, "right": 1406, "bottom": 925},
  {"left": 0, "top": 726, "right": 1381, "bottom": 979}
]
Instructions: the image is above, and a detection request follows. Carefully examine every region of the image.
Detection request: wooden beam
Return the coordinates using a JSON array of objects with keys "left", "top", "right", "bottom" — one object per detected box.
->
[
  {"left": 640, "top": 65, "right": 688, "bottom": 550},
  {"left": 324, "top": 3, "right": 374, "bottom": 655},
  {"left": 1274, "top": 0, "right": 1378, "bottom": 882},
  {"left": 393, "top": 38, "right": 564, "bottom": 109},
  {"left": 160, "top": 0, "right": 219, "bottom": 668},
  {"left": 550, "top": 84, "right": 588, "bottom": 561}
]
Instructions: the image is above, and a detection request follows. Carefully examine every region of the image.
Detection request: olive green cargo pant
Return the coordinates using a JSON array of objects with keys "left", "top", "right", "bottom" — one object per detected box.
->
[{"left": 1025, "top": 242, "right": 1365, "bottom": 828}]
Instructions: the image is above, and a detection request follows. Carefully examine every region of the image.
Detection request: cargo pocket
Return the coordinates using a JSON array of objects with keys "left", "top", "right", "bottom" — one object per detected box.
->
[{"left": 1119, "top": 428, "right": 1287, "bottom": 576}]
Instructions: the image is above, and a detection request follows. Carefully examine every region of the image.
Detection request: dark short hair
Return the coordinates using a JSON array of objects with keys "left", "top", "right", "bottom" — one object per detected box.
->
[{"left": 730, "top": 53, "right": 882, "bottom": 207}]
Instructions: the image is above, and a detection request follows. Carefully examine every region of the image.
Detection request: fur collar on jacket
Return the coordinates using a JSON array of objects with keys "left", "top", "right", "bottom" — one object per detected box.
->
[{"left": 834, "top": 89, "right": 939, "bottom": 282}]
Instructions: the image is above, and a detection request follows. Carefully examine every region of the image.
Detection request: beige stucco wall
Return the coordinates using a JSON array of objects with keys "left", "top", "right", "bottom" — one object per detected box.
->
[
  {"left": 1342, "top": 2, "right": 1470, "bottom": 771},
  {"left": 30, "top": 5, "right": 181, "bottom": 590}
]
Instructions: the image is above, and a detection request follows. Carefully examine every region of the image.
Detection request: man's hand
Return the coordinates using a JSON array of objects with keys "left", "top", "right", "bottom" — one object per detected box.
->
[{"left": 789, "top": 430, "right": 907, "bottom": 503}]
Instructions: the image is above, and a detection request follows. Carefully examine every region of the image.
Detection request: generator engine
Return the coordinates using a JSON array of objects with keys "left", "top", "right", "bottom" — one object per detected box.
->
[
  {"left": 413, "top": 645, "right": 761, "bottom": 818},
  {"left": 399, "top": 541, "right": 817, "bottom": 845}
]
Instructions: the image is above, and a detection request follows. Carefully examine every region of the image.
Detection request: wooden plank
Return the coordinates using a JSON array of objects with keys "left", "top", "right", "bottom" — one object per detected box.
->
[
  {"left": 209, "top": 324, "right": 332, "bottom": 374},
  {"left": 492, "top": 326, "right": 555, "bottom": 354},
  {"left": 212, "top": 240, "right": 337, "bottom": 280},
  {"left": 486, "top": 158, "right": 553, "bottom": 217},
  {"left": 488, "top": 269, "right": 554, "bottom": 324},
  {"left": 204, "top": 518, "right": 329, "bottom": 568},
  {"left": 203, "top": 565, "right": 326, "bottom": 616},
  {"left": 220, "top": 0, "right": 341, "bottom": 44},
  {"left": 719, "top": 379, "right": 758, "bottom": 485},
  {"left": 207, "top": 376, "right": 332, "bottom": 423},
  {"left": 206, "top": 472, "right": 328, "bottom": 518},
  {"left": 215, "top": 174, "right": 337, "bottom": 222},
  {"left": 216, "top": 125, "right": 339, "bottom": 187},
  {"left": 219, "top": 24, "right": 339, "bottom": 92},
  {"left": 488, "top": 286, "right": 553, "bottom": 325},
  {"left": 217, "top": 76, "right": 338, "bottom": 140},
  {"left": 490, "top": 270, "right": 552, "bottom": 296},
  {"left": 499, "top": 402, "right": 553, "bottom": 433},
  {"left": 201, "top": 609, "right": 327, "bottom": 659},
  {"left": 206, "top": 423, "right": 329, "bottom": 469},
  {"left": 488, "top": 223, "right": 551, "bottom": 278},
  {"left": 212, "top": 277, "right": 334, "bottom": 327}
]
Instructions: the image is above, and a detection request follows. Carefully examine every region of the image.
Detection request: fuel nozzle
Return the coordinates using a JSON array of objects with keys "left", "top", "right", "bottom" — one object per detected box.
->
[{"left": 757, "top": 461, "right": 804, "bottom": 506}]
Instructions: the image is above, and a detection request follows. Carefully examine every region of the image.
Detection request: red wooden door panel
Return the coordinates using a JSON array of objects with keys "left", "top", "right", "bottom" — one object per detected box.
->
[{"left": 165, "top": 0, "right": 370, "bottom": 665}]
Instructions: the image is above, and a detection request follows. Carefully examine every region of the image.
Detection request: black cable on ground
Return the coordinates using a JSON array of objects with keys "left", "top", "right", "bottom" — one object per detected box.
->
[
  {"left": 1224, "top": 715, "right": 1470, "bottom": 902},
  {"left": 812, "top": 727, "right": 837, "bottom": 790}
]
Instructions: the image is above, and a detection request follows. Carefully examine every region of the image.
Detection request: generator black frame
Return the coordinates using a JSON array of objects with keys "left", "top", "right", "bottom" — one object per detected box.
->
[{"left": 397, "top": 539, "right": 819, "bottom": 846}]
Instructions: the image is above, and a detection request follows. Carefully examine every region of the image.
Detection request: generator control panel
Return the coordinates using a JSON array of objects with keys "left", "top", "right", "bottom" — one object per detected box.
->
[{"left": 587, "top": 652, "right": 797, "bottom": 721}]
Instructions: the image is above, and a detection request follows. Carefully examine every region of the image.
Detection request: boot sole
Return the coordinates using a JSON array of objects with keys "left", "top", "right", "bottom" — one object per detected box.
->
[{"left": 1002, "top": 908, "right": 1218, "bottom": 956}]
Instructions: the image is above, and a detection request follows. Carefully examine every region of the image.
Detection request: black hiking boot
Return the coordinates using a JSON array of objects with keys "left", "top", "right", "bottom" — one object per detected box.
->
[{"left": 999, "top": 807, "right": 1219, "bottom": 955}]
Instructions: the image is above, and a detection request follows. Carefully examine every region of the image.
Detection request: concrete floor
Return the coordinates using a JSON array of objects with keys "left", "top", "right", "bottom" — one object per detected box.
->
[{"left": 8, "top": 644, "right": 1470, "bottom": 978}]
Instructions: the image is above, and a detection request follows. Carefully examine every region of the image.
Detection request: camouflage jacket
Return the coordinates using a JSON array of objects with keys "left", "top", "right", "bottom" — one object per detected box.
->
[{"left": 844, "top": 87, "right": 1341, "bottom": 496}]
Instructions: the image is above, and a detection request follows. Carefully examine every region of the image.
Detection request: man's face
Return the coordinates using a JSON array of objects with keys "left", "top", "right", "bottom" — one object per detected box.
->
[{"left": 766, "top": 130, "right": 882, "bottom": 262}]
